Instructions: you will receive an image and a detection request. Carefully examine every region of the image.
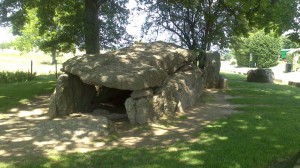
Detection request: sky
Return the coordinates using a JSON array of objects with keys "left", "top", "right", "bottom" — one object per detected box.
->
[
  {"left": 125, "top": 0, "right": 145, "bottom": 40},
  {"left": 0, "top": 27, "right": 16, "bottom": 43}
]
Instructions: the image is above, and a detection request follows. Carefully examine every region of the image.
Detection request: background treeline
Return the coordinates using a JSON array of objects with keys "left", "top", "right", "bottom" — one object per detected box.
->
[{"left": 232, "top": 30, "right": 299, "bottom": 68}]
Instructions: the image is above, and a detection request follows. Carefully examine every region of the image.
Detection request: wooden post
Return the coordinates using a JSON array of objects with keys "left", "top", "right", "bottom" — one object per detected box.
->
[{"left": 219, "top": 75, "right": 228, "bottom": 89}]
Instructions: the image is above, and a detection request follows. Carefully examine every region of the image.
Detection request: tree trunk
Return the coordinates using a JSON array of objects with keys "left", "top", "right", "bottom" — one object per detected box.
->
[
  {"left": 84, "top": 0, "right": 100, "bottom": 54},
  {"left": 51, "top": 49, "right": 56, "bottom": 64}
]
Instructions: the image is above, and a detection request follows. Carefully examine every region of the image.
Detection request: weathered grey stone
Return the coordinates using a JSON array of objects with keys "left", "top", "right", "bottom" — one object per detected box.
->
[
  {"left": 152, "top": 65, "right": 204, "bottom": 115},
  {"left": 247, "top": 69, "right": 274, "bottom": 83},
  {"left": 124, "top": 98, "right": 136, "bottom": 124},
  {"left": 205, "top": 52, "right": 221, "bottom": 88},
  {"left": 131, "top": 89, "right": 153, "bottom": 99},
  {"left": 135, "top": 98, "right": 154, "bottom": 124},
  {"left": 62, "top": 41, "right": 196, "bottom": 90},
  {"left": 125, "top": 97, "right": 154, "bottom": 124},
  {"left": 152, "top": 95, "right": 165, "bottom": 118},
  {"left": 176, "top": 68, "right": 204, "bottom": 109},
  {"left": 49, "top": 41, "right": 205, "bottom": 125},
  {"left": 48, "top": 74, "right": 96, "bottom": 118},
  {"left": 48, "top": 74, "right": 74, "bottom": 118},
  {"left": 48, "top": 93, "right": 57, "bottom": 118},
  {"left": 92, "top": 109, "right": 110, "bottom": 116}
]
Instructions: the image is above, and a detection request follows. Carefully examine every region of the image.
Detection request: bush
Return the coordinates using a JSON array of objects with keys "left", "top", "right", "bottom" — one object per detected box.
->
[
  {"left": 232, "top": 37, "right": 251, "bottom": 67},
  {"left": 233, "top": 31, "right": 281, "bottom": 68},
  {"left": 0, "top": 71, "right": 36, "bottom": 83}
]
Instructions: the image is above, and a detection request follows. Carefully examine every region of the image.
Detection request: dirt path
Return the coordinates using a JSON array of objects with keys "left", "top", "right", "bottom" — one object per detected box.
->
[{"left": 0, "top": 90, "right": 239, "bottom": 162}]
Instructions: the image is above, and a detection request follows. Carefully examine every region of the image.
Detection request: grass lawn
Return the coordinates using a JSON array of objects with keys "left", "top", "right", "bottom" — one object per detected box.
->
[
  {"left": 0, "top": 75, "right": 57, "bottom": 112},
  {"left": 1, "top": 73, "right": 300, "bottom": 168}
]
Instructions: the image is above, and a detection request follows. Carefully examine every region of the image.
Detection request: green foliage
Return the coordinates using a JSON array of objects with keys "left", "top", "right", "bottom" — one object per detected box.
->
[
  {"left": 222, "top": 52, "right": 233, "bottom": 61},
  {"left": 140, "top": 0, "right": 249, "bottom": 51},
  {"left": 233, "top": 31, "right": 282, "bottom": 68},
  {"left": 139, "top": 0, "right": 298, "bottom": 50},
  {"left": 281, "top": 37, "right": 299, "bottom": 49},
  {"left": 231, "top": 37, "right": 251, "bottom": 67},
  {"left": 0, "top": 0, "right": 132, "bottom": 54},
  {"left": 0, "top": 42, "right": 13, "bottom": 49},
  {"left": 220, "top": 49, "right": 234, "bottom": 61},
  {"left": 0, "top": 71, "right": 36, "bottom": 83}
]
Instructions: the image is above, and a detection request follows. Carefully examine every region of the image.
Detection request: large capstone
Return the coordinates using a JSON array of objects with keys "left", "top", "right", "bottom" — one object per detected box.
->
[
  {"left": 49, "top": 41, "right": 204, "bottom": 125},
  {"left": 62, "top": 41, "right": 196, "bottom": 90}
]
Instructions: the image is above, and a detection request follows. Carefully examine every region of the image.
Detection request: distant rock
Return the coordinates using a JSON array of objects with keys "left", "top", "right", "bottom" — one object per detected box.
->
[{"left": 247, "top": 69, "right": 274, "bottom": 83}]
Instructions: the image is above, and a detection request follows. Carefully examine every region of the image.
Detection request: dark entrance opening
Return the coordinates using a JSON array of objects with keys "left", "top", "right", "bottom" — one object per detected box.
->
[{"left": 91, "top": 86, "right": 132, "bottom": 121}]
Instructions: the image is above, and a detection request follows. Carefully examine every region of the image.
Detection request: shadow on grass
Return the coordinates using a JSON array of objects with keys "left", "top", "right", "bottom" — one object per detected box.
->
[
  {"left": 0, "top": 74, "right": 57, "bottom": 113},
  {"left": 1, "top": 73, "right": 300, "bottom": 168},
  {"left": 0, "top": 90, "right": 237, "bottom": 167}
]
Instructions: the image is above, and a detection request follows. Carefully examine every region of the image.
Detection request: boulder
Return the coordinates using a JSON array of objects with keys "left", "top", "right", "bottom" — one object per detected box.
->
[
  {"left": 124, "top": 97, "right": 154, "bottom": 124},
  {"left": 205, "top": 52, "right": 221, "bottom": 88},
  {"left": 135, "top": 98, "right": 153, "bottom": 124},
  {"left": 131, "top": 89, "right": 153, "bottom": 99},
  {"left": 247, "top": 69, "right": 274, "bottom": 83},
  {"left": 153, "top": 65, "right": 204, "bottom": 114},
  {"left": 124, "top": 64, "right": 204, "bottom": 124},
  {"left": 124, "top": 98, "right": 136, "bottom": 124},
  {"left": 48, "top": 74, "right": 96, "bottom": 118}
]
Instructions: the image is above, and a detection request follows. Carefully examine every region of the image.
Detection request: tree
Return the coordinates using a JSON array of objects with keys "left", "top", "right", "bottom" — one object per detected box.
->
[
  {"left": 138, "top": 0, "right": 299, "bottom": 67},
  {"left": 0, "top": 0, "right": 131, "bottom": 54},
  {"left": 233, "top": 30, "right": 282, "bottom": 68},
  {"left": 0, "top": 42, "right": 12, "bottom": 49},
  {"left": 281, "top": 37, "right": 299, "bottom": 49}
]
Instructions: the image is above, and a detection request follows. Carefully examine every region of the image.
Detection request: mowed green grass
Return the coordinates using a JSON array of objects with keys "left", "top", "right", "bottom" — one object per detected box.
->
[
  {"left": 0, "top": 75, "right": 56, "bottom": 112},
  {"left": 1, "top": 73, "right": 300, "bottom": 168}
]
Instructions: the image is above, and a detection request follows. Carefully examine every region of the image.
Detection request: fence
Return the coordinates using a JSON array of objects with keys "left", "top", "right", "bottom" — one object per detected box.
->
[{"left": 0, "top": 50, "right": 73, "bottom": 77}]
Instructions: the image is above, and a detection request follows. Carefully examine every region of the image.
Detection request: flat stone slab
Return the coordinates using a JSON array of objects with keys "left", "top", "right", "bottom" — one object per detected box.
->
[{"left": 62, "top": 41, "right": 196, "bottom": 90}]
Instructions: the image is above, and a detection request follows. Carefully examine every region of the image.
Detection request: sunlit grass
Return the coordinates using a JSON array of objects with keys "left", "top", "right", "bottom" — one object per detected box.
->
[
  {"left": 0, "top": 75, "right": 56, "bottom": 112},
  {"left": 1, "top": 73, "right": 299, "bottom": 168}
]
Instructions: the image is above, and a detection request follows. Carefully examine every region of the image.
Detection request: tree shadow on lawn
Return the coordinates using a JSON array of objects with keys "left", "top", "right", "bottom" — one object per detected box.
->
[
  {"left": 0, "top": 75, "right": 57, "bottom": 113},
  {"left": 0, "top": 90, "right": 241, "bottom": 167},
  {"left": 1, "top": 78, "right": 300, "bottom": 167},
  {"left": 5, "top": 107, "right": 300, "bottom": 168}
]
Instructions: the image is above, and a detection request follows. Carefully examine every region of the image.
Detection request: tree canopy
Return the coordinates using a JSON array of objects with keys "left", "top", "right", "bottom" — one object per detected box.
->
[
  {"left": 233, "top": 30, "right": 282, "bottom": 68},
  {"left": 0, "top": 0, "right": 132, "bottom": 54},
  {"left": 138, "top": 0, "right": 299, "bottom": 62}
]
